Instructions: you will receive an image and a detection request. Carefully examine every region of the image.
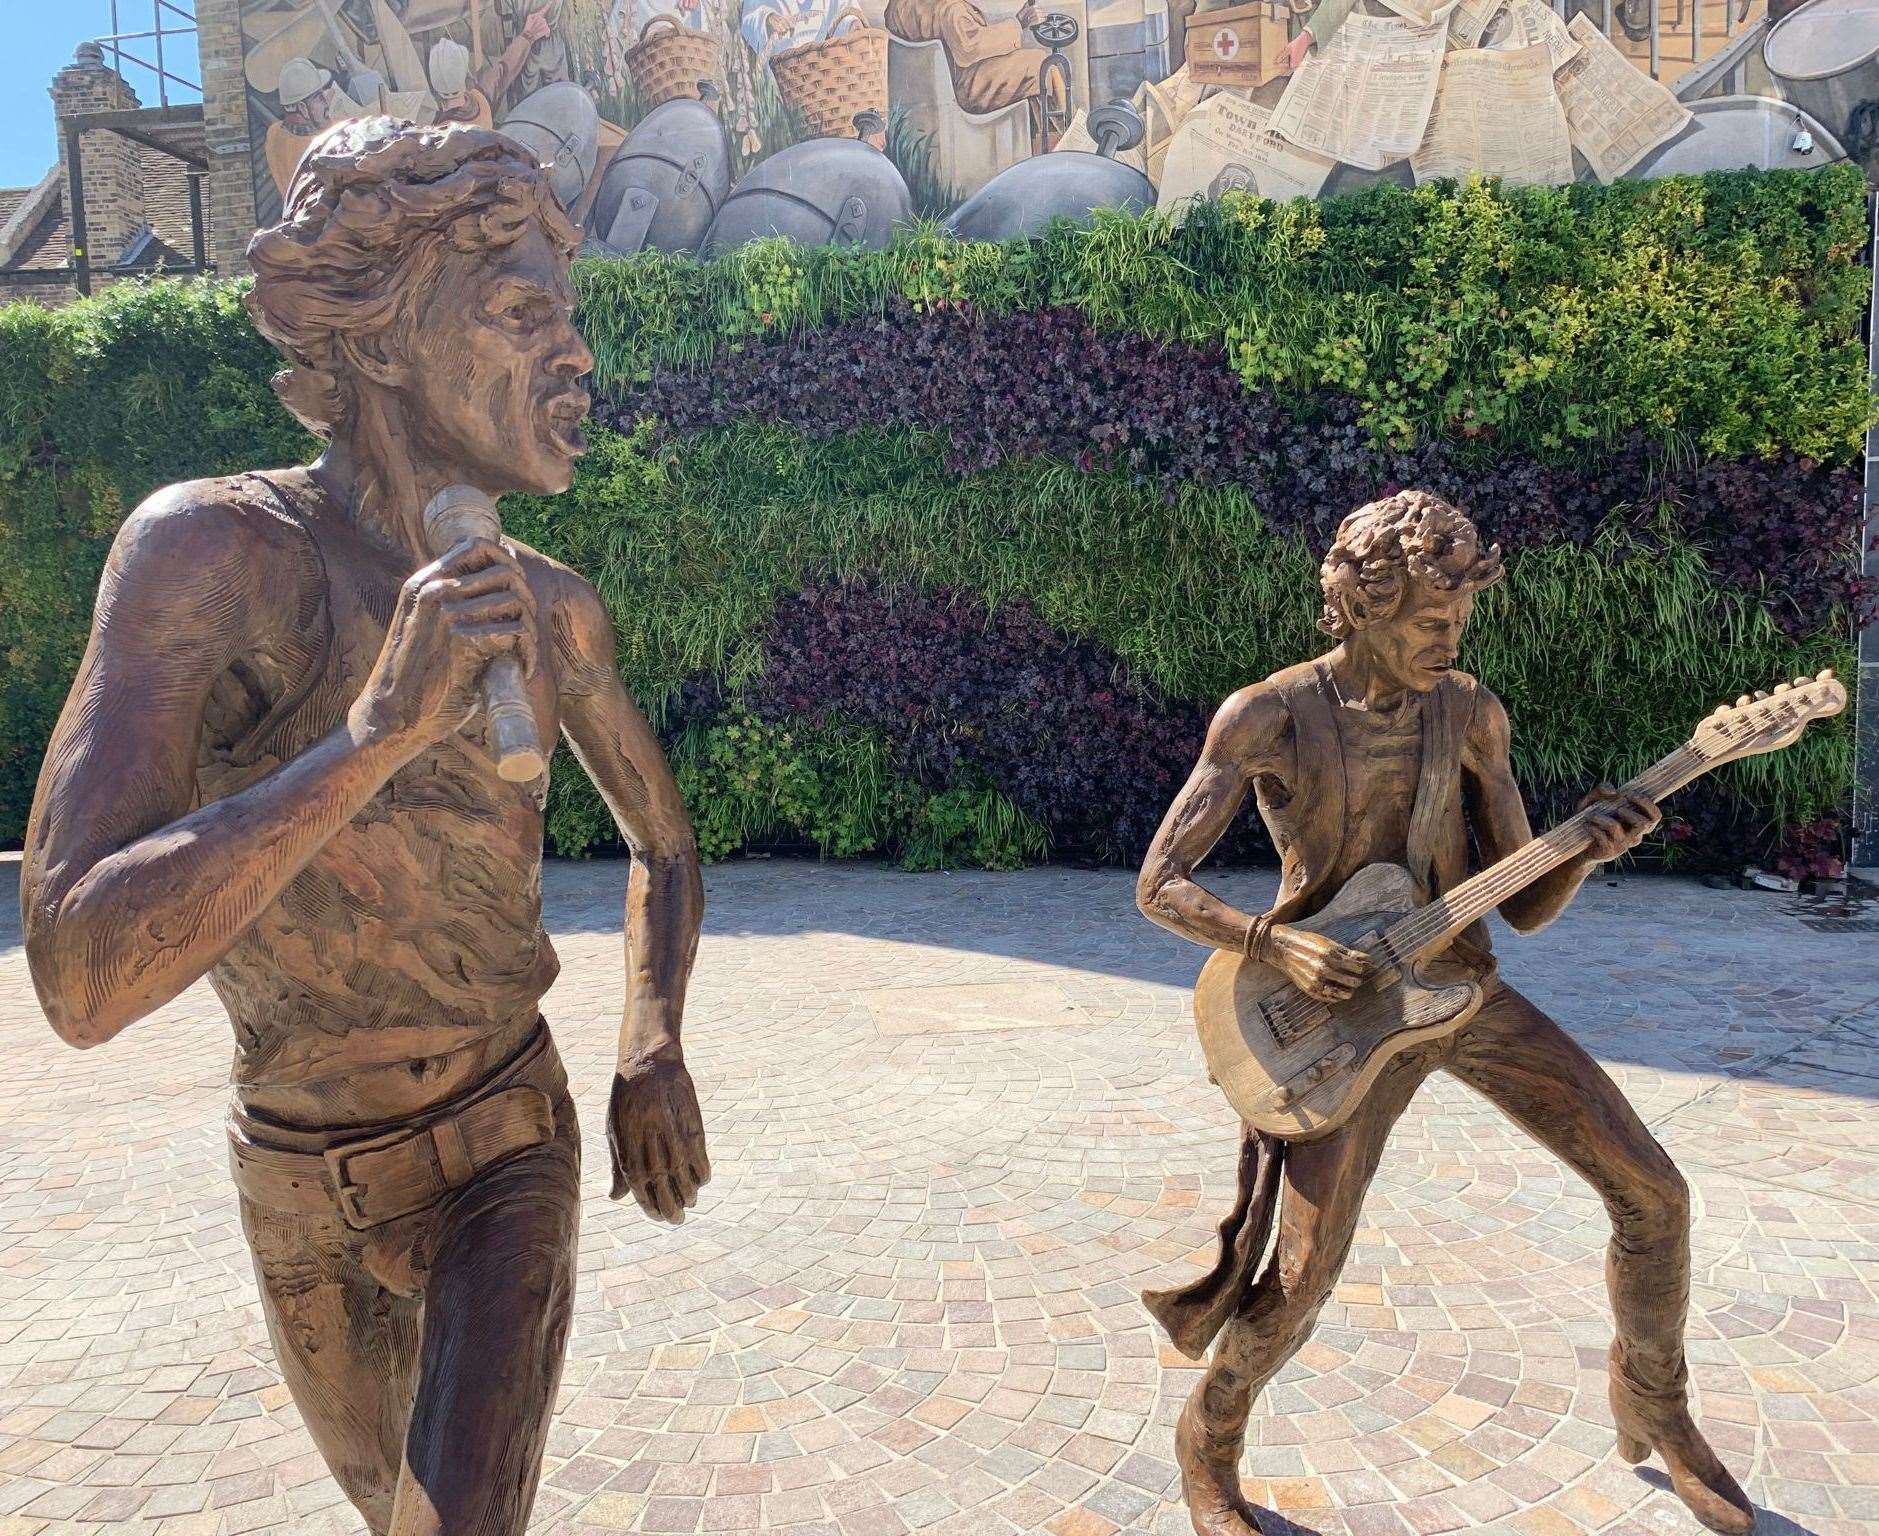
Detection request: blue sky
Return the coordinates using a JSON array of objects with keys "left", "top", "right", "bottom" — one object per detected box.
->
[{"left": 1, "top": 4, "right": 203, "bottom": 189}]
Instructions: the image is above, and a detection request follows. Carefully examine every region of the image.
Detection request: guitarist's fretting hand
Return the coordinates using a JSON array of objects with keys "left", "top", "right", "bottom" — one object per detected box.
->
[
  {"left": 1267, "top": 925, "right": 1374, "bottom": 1003},
  {"left": 1577, "top": 785, "right": 1661, "bottom": 864}
]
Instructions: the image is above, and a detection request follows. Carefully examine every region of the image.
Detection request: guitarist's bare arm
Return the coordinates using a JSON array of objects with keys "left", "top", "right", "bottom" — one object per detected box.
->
[
  {"left": 1137, "top": 684, "right": 1372, "bottom": 1003},
  {"left": 1463, "top": 685, "right": 1659, "bottom": 934}
]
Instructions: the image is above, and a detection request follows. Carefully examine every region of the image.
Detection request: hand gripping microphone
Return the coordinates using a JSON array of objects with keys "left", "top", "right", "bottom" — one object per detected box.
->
[{"left": 421, "top": 484, "right": 547, "bottom": 784}]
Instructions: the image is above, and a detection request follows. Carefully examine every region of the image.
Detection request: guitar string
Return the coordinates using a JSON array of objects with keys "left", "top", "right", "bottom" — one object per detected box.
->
[
  {"left": 1266, "top": 741, "right": 1712, "bottom": 1043},
  {"left": 1383, "top": 744, "right": 1708, "bottom": 962},
  {"left": 1255, "top": 694, "right": 1816, "bottom": 1058}
]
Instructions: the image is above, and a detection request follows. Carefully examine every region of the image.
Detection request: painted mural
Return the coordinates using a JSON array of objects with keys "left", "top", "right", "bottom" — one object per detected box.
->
[{"left": 236, "top": 0, "right": 1870, "bottom": 251}]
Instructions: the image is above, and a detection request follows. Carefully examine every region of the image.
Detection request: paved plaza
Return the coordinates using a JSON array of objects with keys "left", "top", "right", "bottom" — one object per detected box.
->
[{"left": 1, "top": 856, "right": 1875, "bottom": 1536}]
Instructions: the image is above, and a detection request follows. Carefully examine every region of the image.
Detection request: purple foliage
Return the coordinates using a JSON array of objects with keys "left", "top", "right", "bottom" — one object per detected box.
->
[
  {"left": 745, "top": 579, "right": 1245, "bottom": 862},
  {"left": 684, "top": 575, "right": 1770, "bottom": 869},
  {"left": 599, "top": 303, "right": 1869, "bottom": 633}
]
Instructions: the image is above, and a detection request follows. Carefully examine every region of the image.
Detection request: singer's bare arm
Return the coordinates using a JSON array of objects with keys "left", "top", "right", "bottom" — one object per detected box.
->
[
  {"left": 547, "top": 566, "right": 710, "bottom": 1223},
  {"left": 23, "top": 484, "right": 535, "bottom": 1048}
]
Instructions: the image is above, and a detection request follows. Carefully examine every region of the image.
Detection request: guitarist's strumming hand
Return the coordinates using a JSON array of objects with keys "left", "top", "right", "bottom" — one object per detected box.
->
[
  {"left": 1263, "top": 924, "right": 1374, "bottom": 1004},
  {"left": 1577, "top": 785, "right": 1661, "bottom": 864}
]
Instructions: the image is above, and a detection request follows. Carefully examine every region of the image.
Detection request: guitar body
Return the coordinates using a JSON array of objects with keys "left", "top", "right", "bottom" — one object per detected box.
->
[{"left": 1194, "top": 863, "right": 1487, "bottom": 1141}]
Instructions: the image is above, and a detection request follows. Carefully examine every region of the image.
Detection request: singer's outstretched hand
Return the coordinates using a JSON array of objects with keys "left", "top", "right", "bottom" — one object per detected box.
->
[{"left": 348, "top": 536, "right": 538, "bottom": 752}]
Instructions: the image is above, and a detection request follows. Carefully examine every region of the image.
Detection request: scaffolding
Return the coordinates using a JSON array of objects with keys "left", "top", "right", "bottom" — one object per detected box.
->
[{"left": 100, "top": 0, "right": 201, "bottom": 108}]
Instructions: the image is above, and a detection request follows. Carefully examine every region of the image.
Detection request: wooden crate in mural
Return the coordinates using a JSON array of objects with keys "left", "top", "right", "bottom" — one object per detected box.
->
[{"left": 234, "top": 0, "right": 1866, "bottom": 254}]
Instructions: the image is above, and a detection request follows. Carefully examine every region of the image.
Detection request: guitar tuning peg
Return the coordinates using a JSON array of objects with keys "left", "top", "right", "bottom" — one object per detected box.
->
[
  {"left": 1790, "top": 677, "right": 1807, "bottom": 689},
  {"left": 1816, "top": 667, "right": 1835, "bottom": 681},
  {"left": 1735, "top": 695, "right": 1752, "bottom": 707},
  {"left": 1754, "top": 690, "right": 1770, "bottom": 701}
]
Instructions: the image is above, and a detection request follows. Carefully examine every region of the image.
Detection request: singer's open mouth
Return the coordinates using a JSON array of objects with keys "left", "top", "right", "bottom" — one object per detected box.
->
[{"left": 543, "top": 392, "right": 590, "bottom": 456}]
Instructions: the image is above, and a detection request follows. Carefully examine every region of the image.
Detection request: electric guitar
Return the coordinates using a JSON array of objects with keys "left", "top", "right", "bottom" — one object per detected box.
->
[{"left": 1194, "top": 670, "right": 1848, "bottom": 1141}]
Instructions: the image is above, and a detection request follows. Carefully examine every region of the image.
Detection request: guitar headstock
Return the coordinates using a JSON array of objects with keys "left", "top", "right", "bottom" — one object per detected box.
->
[{"left": 1690, "top": 669, "right": 1847, "bottom": 766}]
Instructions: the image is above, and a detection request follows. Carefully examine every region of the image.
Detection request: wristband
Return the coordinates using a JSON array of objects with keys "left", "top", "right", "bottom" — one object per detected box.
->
[{"left": 1242, "top": 913, "right": 1276, "bottom": 963}]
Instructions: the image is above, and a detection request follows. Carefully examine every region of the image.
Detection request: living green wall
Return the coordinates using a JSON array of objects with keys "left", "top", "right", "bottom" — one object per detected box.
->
[{"left": 2, "top": 167, "right": 1869, "bottom": 873}]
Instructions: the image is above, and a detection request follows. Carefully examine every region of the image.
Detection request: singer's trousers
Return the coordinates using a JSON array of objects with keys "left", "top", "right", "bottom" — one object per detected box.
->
[{"left": 233, "top": 1029, "right": 580, "bottom": 1536}]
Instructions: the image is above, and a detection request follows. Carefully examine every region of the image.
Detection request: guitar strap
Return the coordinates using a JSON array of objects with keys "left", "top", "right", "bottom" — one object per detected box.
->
[{"left": 1406, "top": 672, "right": 1466, "bottom": 902}]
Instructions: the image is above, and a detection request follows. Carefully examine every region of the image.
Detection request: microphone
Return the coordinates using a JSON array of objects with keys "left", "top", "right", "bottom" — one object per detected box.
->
[{"left": 421, "top": 484, "right": 547, "bottom": 784}]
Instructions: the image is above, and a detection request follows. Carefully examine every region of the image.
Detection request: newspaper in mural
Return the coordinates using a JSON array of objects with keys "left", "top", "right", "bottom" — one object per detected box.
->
[
  {"left": 1408, "top": 42, "right": 1573, "bottom": 185},
  {"left": 235, "top": 0, "right": 1857, "bottom": 253},
  {"left": 1155, "top": 93, "right": 1336, "bottom": 206}
]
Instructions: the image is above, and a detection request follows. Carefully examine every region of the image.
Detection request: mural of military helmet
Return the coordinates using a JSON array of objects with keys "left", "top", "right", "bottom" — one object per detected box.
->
[
  {"left": 587, "top": 92, "right": 733, "bottom": 255},
  {"left": 495, "top": 80, "right": 602, "bottom": 210},
  {"left": 943, "top": 103, "right": 1153, "bottom": 243},
  {"left": 701, "top": 134, "right": 912, "bottom": 257}
]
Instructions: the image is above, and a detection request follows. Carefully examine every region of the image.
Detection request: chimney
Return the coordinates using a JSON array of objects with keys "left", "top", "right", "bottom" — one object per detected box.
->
[{"left": 50, "top": 41, "right": 147, "bottom": 270}]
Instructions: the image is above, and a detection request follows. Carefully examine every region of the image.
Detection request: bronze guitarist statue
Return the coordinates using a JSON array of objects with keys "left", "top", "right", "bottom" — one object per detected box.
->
[
  {"left": 1136, "top": 491, "right": 1758, "bottom": 1535},
  {"left": 20, "top": 119, "right": 707, "bottom": 1535}
]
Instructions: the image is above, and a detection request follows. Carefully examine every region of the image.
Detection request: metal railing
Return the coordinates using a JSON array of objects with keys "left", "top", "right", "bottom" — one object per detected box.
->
[{"left": 100, "top": 0, "right": 200, "bottom": 106}]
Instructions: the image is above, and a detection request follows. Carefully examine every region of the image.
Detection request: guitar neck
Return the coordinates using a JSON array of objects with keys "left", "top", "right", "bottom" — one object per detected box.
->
[{"left": 1380, "top": 741, "right": 1712, "bottom": 966}]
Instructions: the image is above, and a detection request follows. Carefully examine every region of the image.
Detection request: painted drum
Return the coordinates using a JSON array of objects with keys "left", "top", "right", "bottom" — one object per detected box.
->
[
  {"left": 943, "top": 152, "right": 1154, "bottom": 241},
  {"left": 497, "top": 81, "right": 602, "bottom": 209},
  {"left": 1762, "top": 0, "right": 1879, "bottom": 145},
  {"left": 586, "top": 96, "right": 732, "bottom": 255},
  {"left": 701, "top": 137, "right": 912, "bottom": 254},
  {"left": 1629, "top": 95, "right": 1846, "bottom": 177}
]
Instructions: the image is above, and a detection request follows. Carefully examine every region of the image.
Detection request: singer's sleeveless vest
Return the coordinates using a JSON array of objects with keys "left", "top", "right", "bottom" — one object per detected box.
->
[{"left": 194, "top": 472, "right": 559, "bottom": 1090}]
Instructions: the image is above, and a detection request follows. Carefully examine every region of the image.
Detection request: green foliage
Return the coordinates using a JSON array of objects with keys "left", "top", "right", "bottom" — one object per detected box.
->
[
  {"left": 1468, "top": 523, "right": 1851, "bottom": 835},
  {"left": 2, "top": 168, "right": 1866, "bottom": 858},
  {"left": 652, "top": 711, "right": 1046, "bottom": 869},
  {"left": 514, "top": 422, "right": 1851, "bottom": 845},
  {"left": 513, "top": 422, "right": 1328, "bottom": 713},
  {"left": 670, "top": 712, "right": 911, "bottom": 861},
  {"left": 0, "top": 280, "right": 314, "bottom": 838},
  {"left": 572, "top": 166, "right": 1873, "bottom": 463},
  {"left": 901, "top": 786, "right": 1051, "bottom": 872}
]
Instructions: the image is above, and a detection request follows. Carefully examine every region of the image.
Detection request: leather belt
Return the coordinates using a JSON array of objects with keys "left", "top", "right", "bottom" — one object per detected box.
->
[{"left": 228, "top": 1032, "right": 560, "bottom": 1230}]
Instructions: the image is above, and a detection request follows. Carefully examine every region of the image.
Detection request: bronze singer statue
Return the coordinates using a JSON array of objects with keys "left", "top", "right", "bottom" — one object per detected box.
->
[{"left": 20, "top": 118, "right": 708, "bottom": 1535}]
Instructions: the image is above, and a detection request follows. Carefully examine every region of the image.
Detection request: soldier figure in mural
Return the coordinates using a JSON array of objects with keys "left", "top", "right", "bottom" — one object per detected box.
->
[
  {"left": 20, "top": 119, "right": 710, "bottom": 1536},
  {"left": 884, "top": 0, "right": 1068, "bottom": 123},
  {"left": 266, "top": 57, "right": 365, "bottom": 195},
  {"left": 494, "top": 0, "right": 579, "bottom": 106},
  {"left": 427, "top": 10, "right": 560, "bottom": 128},
  {"left": 1136, "top": 492, "right": 1757, "bottom": 1536}
]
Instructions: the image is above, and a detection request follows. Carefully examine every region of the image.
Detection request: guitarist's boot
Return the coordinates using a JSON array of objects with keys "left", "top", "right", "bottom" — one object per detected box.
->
[
  {"left": 1176, "top": 1380, "right": 1263, "bottom": 1536},
  {"left": 1609, "top": 1344, "right": 1755, "bottom": 1534}
]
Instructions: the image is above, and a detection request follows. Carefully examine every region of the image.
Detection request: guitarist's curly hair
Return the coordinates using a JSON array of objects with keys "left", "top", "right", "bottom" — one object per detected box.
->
[{"left": 1318, "top": 490, "right": 1504, "bottom": 639}]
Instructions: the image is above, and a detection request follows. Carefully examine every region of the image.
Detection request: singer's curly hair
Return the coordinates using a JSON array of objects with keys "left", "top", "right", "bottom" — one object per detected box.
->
[
  {"left": 244, "top": 117, "right": 579, "bottom": 439},
  {"left": 1318, "top": 490, "right": 1504, "bottom": 639}
]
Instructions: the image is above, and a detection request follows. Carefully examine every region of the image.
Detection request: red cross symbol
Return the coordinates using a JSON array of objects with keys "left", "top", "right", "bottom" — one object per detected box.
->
[{"left": 1214, "top": 26, "right": 1240, "bottom": 58}]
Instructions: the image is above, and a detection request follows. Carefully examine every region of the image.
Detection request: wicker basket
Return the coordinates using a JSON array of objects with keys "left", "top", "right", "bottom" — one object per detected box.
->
[
  {"left": 770, "top": 6, "right": 888, "bottom": 139},
  {"left": 626, "top": 15, "right": 723, "bottom": 108}
]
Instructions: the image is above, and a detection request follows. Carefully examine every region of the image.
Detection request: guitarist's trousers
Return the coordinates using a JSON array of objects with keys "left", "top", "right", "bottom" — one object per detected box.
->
[{"left": 1191, "top": 975, "right": 1693, "bottom": 1459}]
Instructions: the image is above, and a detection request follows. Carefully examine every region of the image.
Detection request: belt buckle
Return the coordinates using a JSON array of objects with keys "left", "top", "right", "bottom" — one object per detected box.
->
[{"left": 323, "top": 1123, "right": 422, "bottom": 1231}]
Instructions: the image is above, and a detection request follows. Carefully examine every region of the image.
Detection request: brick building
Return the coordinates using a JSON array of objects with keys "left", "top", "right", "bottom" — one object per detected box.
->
[{"left": 0, "top": 15, "right": 254, "bottom": 307}]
